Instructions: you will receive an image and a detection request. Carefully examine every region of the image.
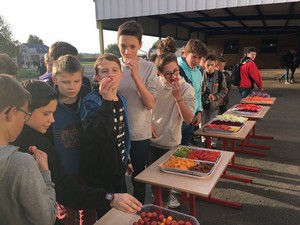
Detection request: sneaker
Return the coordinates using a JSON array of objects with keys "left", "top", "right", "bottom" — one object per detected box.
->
[
  {"left": 285, "top": 81, "right": 290, "bottom": 84},
  {"left": 168, "top": 194, "right": 180, "bottom": 209},
  {"left": 171, "top": 189, "right": 181, "bottom": 195},
  {"left": 162, "top": 201, "right": 169, "bottom": 209},
  {"left": 277, "top": 77, "right": 282, "bottom": 83},
  {"left": 289, "top": 80, "right": 294, "bottom": 84}
]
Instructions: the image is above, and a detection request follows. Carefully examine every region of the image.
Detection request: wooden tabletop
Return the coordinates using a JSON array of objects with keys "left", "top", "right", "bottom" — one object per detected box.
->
[
  {"left": 224, "top": 105, "right": 270, "bottom": 119},
  {"left": 95, "top": 149, "right": 234, "bottom": 225},
  {"left": 240, "top": 97, "right": 276, "bottom": 105},
  {"left": 135, "top": 147, "right": 234, "bottom": 197},
  {"left": 195, "top": 120, "right": 256, "bottom": 140}
]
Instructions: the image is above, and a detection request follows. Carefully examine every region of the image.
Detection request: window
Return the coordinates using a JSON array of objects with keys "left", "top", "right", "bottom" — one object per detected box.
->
[
  {"left": 261, "top": 38, "right": 277, "bottom": 53},
  {"left": 224, "top": 39, "right": 239, "bottom": 54}
]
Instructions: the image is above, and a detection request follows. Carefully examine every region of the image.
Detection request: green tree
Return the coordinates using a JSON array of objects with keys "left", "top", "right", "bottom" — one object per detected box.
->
[
  {"left": 27, "top": 34, "right": 44, "bottom": 44},
  {"left": 0, "top": 15, "right": 19, "bottom": 57},
  {"left": 104, "top": 43, "right": 121, "bottom": 57}
]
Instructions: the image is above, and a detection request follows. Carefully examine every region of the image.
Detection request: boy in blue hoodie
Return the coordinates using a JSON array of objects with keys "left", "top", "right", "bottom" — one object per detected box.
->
[
  {"left": 177, "top": 39, "right": 209, "bottom": 145},
  {"left": 51, "top": 55, "right": 95, "bottom": 225}
]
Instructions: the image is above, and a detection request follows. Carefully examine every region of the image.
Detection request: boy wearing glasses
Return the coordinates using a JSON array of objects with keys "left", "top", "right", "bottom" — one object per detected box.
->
[
  {"left": 0, "top": 74, "right": 56, "bottom": 225},
  {"left": 149, "top": 53, "right": 195, "bottom": 208}
]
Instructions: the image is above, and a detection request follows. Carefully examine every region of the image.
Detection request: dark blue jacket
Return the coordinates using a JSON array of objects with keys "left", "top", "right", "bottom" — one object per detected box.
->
[
  {"left": 51, "top": 85, "right": 91, "bottom": 177},
  {"left": 79, "top": 90, "right": 130, "bottom": 189}
]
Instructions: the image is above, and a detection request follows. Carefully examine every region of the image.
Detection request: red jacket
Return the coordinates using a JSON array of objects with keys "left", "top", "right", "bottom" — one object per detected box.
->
[{"left": 239, "top": 59, "right": 263, "bottom": 90}]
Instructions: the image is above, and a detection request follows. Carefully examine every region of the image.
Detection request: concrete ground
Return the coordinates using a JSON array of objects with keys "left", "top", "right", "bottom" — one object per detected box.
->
[{"left": 126, "top": 69, "right": 300, "bottom": 225}]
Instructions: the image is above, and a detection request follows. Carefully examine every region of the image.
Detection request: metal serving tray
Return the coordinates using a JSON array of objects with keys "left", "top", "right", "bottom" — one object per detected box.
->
[
  {"left": 160, "top": 160, "right": 216, "bottom": 178},
  {"left": 172, "top": 146, "right": 222, "bottom": 164},
  {"left": 203, "top": 118, "right": 245, "bottom": 134},
  {"left": 159, "top": 146, "right": 221, "bottom": 178},
  {"left": 231, "top": 104, "right": 263, "bottom": 114}
]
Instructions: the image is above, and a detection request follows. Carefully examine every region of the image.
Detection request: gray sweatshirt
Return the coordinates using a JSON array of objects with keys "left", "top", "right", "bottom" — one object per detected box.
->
[{"left": 0, "top": 145, "right": 56, "bottom": 225}]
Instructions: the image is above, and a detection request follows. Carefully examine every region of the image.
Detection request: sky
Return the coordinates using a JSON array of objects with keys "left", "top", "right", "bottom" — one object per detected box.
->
[{"left": 0, "top": 0, "right": 158, "bottom": 54}]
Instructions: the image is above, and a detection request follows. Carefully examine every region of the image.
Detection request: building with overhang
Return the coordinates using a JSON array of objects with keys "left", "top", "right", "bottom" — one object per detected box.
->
[{"left": 94, "top": 0, "right": 300, "bottom": 68}]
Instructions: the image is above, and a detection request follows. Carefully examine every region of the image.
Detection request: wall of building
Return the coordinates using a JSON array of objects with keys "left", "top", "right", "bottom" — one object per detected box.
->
[{"left": 206, "top": 34, "right": 300, "bottom": 69}]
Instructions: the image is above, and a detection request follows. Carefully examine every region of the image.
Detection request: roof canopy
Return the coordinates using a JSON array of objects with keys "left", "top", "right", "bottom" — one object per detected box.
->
[{"left": 95, "top": 0, "right": 300, "bottom": 40}]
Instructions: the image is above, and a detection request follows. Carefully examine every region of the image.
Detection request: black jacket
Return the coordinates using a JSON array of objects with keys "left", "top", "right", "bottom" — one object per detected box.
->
[
  {"left": 12, "top": 125, "right": 111, "bottom": 210},
  {"left": 80, "top": 94, "right": 125, "bottom": 190},
  {"left": 280, "top": 51, "right": 295, "bottom": 68}
]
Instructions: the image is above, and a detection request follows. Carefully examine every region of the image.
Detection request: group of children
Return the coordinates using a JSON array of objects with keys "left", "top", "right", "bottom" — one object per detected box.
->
[{"left": 0, "top": 20, "right": 236, "bottom": 225}]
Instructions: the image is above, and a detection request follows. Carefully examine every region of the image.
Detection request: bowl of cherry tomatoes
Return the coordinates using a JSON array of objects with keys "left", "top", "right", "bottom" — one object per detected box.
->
[{"left": 128, "top": 204, "right": 200, "bottom": 225}]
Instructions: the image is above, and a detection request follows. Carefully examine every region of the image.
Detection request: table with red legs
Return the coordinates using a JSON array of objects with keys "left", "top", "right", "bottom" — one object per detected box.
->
[
  {"left": 240, "top": 97, "right": 276, "bottom": 142},
  {"left": 194, "top": 120, "right": 259, "bottom": 183},
  {"left": 224, "top": 105, "right": 272, "bottom": 157},
  {"left": 135, "top": 148, "right": 236, "bottom": 216}
]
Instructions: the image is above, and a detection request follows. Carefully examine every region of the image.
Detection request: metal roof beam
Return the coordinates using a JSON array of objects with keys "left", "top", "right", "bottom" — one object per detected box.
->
[
  {"left": 223, "top": 8, "right": 246, "bottom": 27},
  {"left": 196, "top": 11, "right": 228, "bottom": 27},
  {"left": 254, "top": 5, "right": 266, "bottom": 27},
  {"left": 168, "top": 14, "right": 300, "bottom": 23},
  {"left": 285, "top": 2, "right": 296, "bottom": 27},
  {"left": 206, "top": 30, "right": 299, "bottom": 36},
  {"left": 193, "top": 26, "right": 300, "bottom": 32}
]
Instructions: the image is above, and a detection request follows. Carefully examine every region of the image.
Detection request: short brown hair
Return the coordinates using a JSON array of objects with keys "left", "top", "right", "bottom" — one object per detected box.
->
[
  {"left": 0, "top": 74, "right": 31, "bottom": 112},
  {"left": 217, "top": 56, "right": 226, "bottom": 63},
  {"left": 52, "top": 55, "right": 83, "bottom": 77},
  {"left": 157, "top": 36, "right": 177, "bottom": 54},
  {"left": 204, "top": 53, "right": 217, "bottom": 62},
  {"left": 245, "top": 47, "right": 256, "bottom": 54},
  {"left": 48, "top": 41, "right": 78, "bottom": 62},
  {"left": 117, "top": 20, "right": 143, "bottom": 42},
  {"left": 94, "top": 53, "right": 121, "bottom": 75},
  {"left": 155, "top": 53, "right": 178, "bottom": 73},
  {"left": 184, "top": 39, "right": 209, "bottom": 57}
]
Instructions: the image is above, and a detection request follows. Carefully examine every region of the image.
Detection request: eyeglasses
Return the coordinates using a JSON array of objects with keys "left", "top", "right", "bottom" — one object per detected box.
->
[
  {"left": 17, "top": 108, "right": 32, "bottom": 122},
  {"left": 163, "top": 68, "right": 180, "bottom": 78},
  {"left": 4, "top": 107, "right": 32, "bottom": 122}
]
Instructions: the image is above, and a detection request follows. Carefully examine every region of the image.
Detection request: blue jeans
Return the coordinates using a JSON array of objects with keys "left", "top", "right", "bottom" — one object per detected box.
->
[
  {"left": 284, "top": 67, "right": 290, "bottom": 81},
  {"left": 181, "top": 122, "right": 194, "bottom": 145},
  {"left": 238, "top": 88, "right": 252, "bottom": 98},
  {"left": 130, "top": 139, "right": 150, "bottom": 204},
  {"left": 279, "top": 67, "right": 296, "bottom": 81}
]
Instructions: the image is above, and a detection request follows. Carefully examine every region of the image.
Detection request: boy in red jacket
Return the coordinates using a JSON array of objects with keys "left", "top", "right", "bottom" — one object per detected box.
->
[{"left": 238, "top": 47, "right": 263, "bottom": 98}]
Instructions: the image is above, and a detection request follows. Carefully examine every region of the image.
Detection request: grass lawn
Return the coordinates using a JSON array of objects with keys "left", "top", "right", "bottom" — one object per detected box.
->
[
  {"left": 80, "top": 61, "right": 94, "bottom": 67},
  {"left": 17, "top": 68, "right": 39, "bottom": 80},
  {"left": 16, "top": 60, "right": 95, "bottom": 81}
]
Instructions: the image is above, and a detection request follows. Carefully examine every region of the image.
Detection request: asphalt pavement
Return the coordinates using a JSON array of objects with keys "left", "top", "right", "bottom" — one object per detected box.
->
[{"left": 125, "top": 69, "right": 300, "bottom": 225}]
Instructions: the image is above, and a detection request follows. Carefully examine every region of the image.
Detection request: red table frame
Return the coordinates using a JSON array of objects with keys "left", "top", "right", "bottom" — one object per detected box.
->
[
  {"left": 225, "top": 105, "right": 273, "bottom": 156},
  {"left": 135, "top": 148, "right": 239, "bottom": 215},
  {"left": 195, "top": 120, "right": 259, "bottom": 183}
]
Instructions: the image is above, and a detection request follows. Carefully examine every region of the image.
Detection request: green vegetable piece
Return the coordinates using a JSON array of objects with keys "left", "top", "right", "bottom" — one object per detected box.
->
[{"left": 173, "top": 147, "right": 192, "bottom": 158}]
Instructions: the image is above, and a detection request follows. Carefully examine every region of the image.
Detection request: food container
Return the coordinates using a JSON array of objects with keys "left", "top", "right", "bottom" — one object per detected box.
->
[
  {"left": 240, "top": 96, "right": 275, "bottom": 104},
  {"left": 159, "top": 146, "right": 221, "bottom": 178},
  {"left": 203, "top": 118, "right": 246, "bottom": 133},
  {"left": 231, "top": 104, "right": 263, "bottom": 114},
  {"left": 173, "top": 146, "right": 221, "bottom": 164},
  {"left": 127, "top": 204, "right": 200, "bottom": 225}
]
